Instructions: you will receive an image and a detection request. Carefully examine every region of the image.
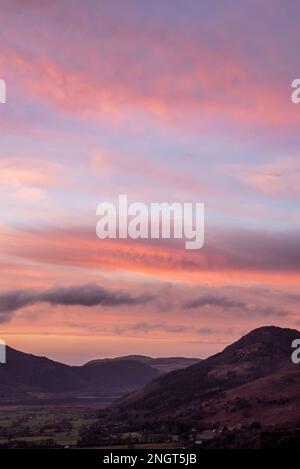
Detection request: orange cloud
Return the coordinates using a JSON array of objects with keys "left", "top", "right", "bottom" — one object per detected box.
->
[{"left": 1, "top": 225, "right": 300, "bottom": 289}]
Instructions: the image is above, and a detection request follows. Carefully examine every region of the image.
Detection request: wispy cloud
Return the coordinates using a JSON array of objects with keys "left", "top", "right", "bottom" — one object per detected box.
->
[
  {"left": 184, "top": 293, "right": 287, "bottom": 318},
  {"left": 224, "top": 158, "right": 300, "bottom": 198},
  {"left": 2, "top": 226, "right": 300, "bottom": 278},
  {"left": 115, "top": 321, "right": 188, "bottom": 335}
]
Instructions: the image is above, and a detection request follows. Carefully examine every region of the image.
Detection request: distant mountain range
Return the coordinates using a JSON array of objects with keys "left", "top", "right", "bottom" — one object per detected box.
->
[
  {"left": 86, "top": 355, "right": 200, "bottom": 373},
  {"left": 0, "top": 347, "right": 200, "bottom": 403},
  {"left": 108, "top": 326, "right": 300, "bottom": 429}
]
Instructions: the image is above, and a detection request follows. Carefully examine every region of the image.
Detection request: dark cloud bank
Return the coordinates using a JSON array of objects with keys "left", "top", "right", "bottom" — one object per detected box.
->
[{"left": 0, "top": 284, "right": 153, "bottom": 323}]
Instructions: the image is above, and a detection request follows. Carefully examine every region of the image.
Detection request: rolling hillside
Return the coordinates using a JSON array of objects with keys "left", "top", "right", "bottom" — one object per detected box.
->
[{"left": 109, "top": 326, "right": 300, "bottom": 427}]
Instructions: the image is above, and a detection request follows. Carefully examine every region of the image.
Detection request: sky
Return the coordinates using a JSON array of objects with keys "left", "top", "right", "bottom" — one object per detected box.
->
[{"left": 0, "top": 0, "right": 300, "bottom": 364}]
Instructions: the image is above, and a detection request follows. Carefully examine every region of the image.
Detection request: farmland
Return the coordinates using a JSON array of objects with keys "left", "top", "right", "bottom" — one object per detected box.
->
[{"left": 0, "top": 405, "right": 100, "bottom": 447}]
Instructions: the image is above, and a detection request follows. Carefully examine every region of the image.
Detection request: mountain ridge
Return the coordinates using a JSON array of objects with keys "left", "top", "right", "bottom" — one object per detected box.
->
[
  {"left": 108, "top": 326, "right": 300, "bottom": 427},
  {"left": 0, "top": 346, "right": 200, "bottom": 401}
]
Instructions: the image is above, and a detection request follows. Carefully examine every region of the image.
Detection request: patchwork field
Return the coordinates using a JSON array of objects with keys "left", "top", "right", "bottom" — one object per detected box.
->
[{"left": 0, "top": 405, "right": 101, "bottom": 447}]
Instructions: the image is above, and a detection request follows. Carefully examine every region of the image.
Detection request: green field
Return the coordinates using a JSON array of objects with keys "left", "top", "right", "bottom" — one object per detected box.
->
[{"left": 0, "top": 405, "right": 99, "bottom": 447}]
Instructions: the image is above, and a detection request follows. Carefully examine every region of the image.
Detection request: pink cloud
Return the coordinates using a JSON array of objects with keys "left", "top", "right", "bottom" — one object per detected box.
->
[
  {"left": 0, "top": 10, "right": 299, "bottom": 138},
  {"left": 1, "top": 225, "right": 300, "bottom": 291}
]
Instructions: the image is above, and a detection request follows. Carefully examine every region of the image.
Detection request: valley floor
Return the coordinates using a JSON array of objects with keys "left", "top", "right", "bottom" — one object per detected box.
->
[{"left": 0, "top": 404, "right": 104, "bottom": 448}]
